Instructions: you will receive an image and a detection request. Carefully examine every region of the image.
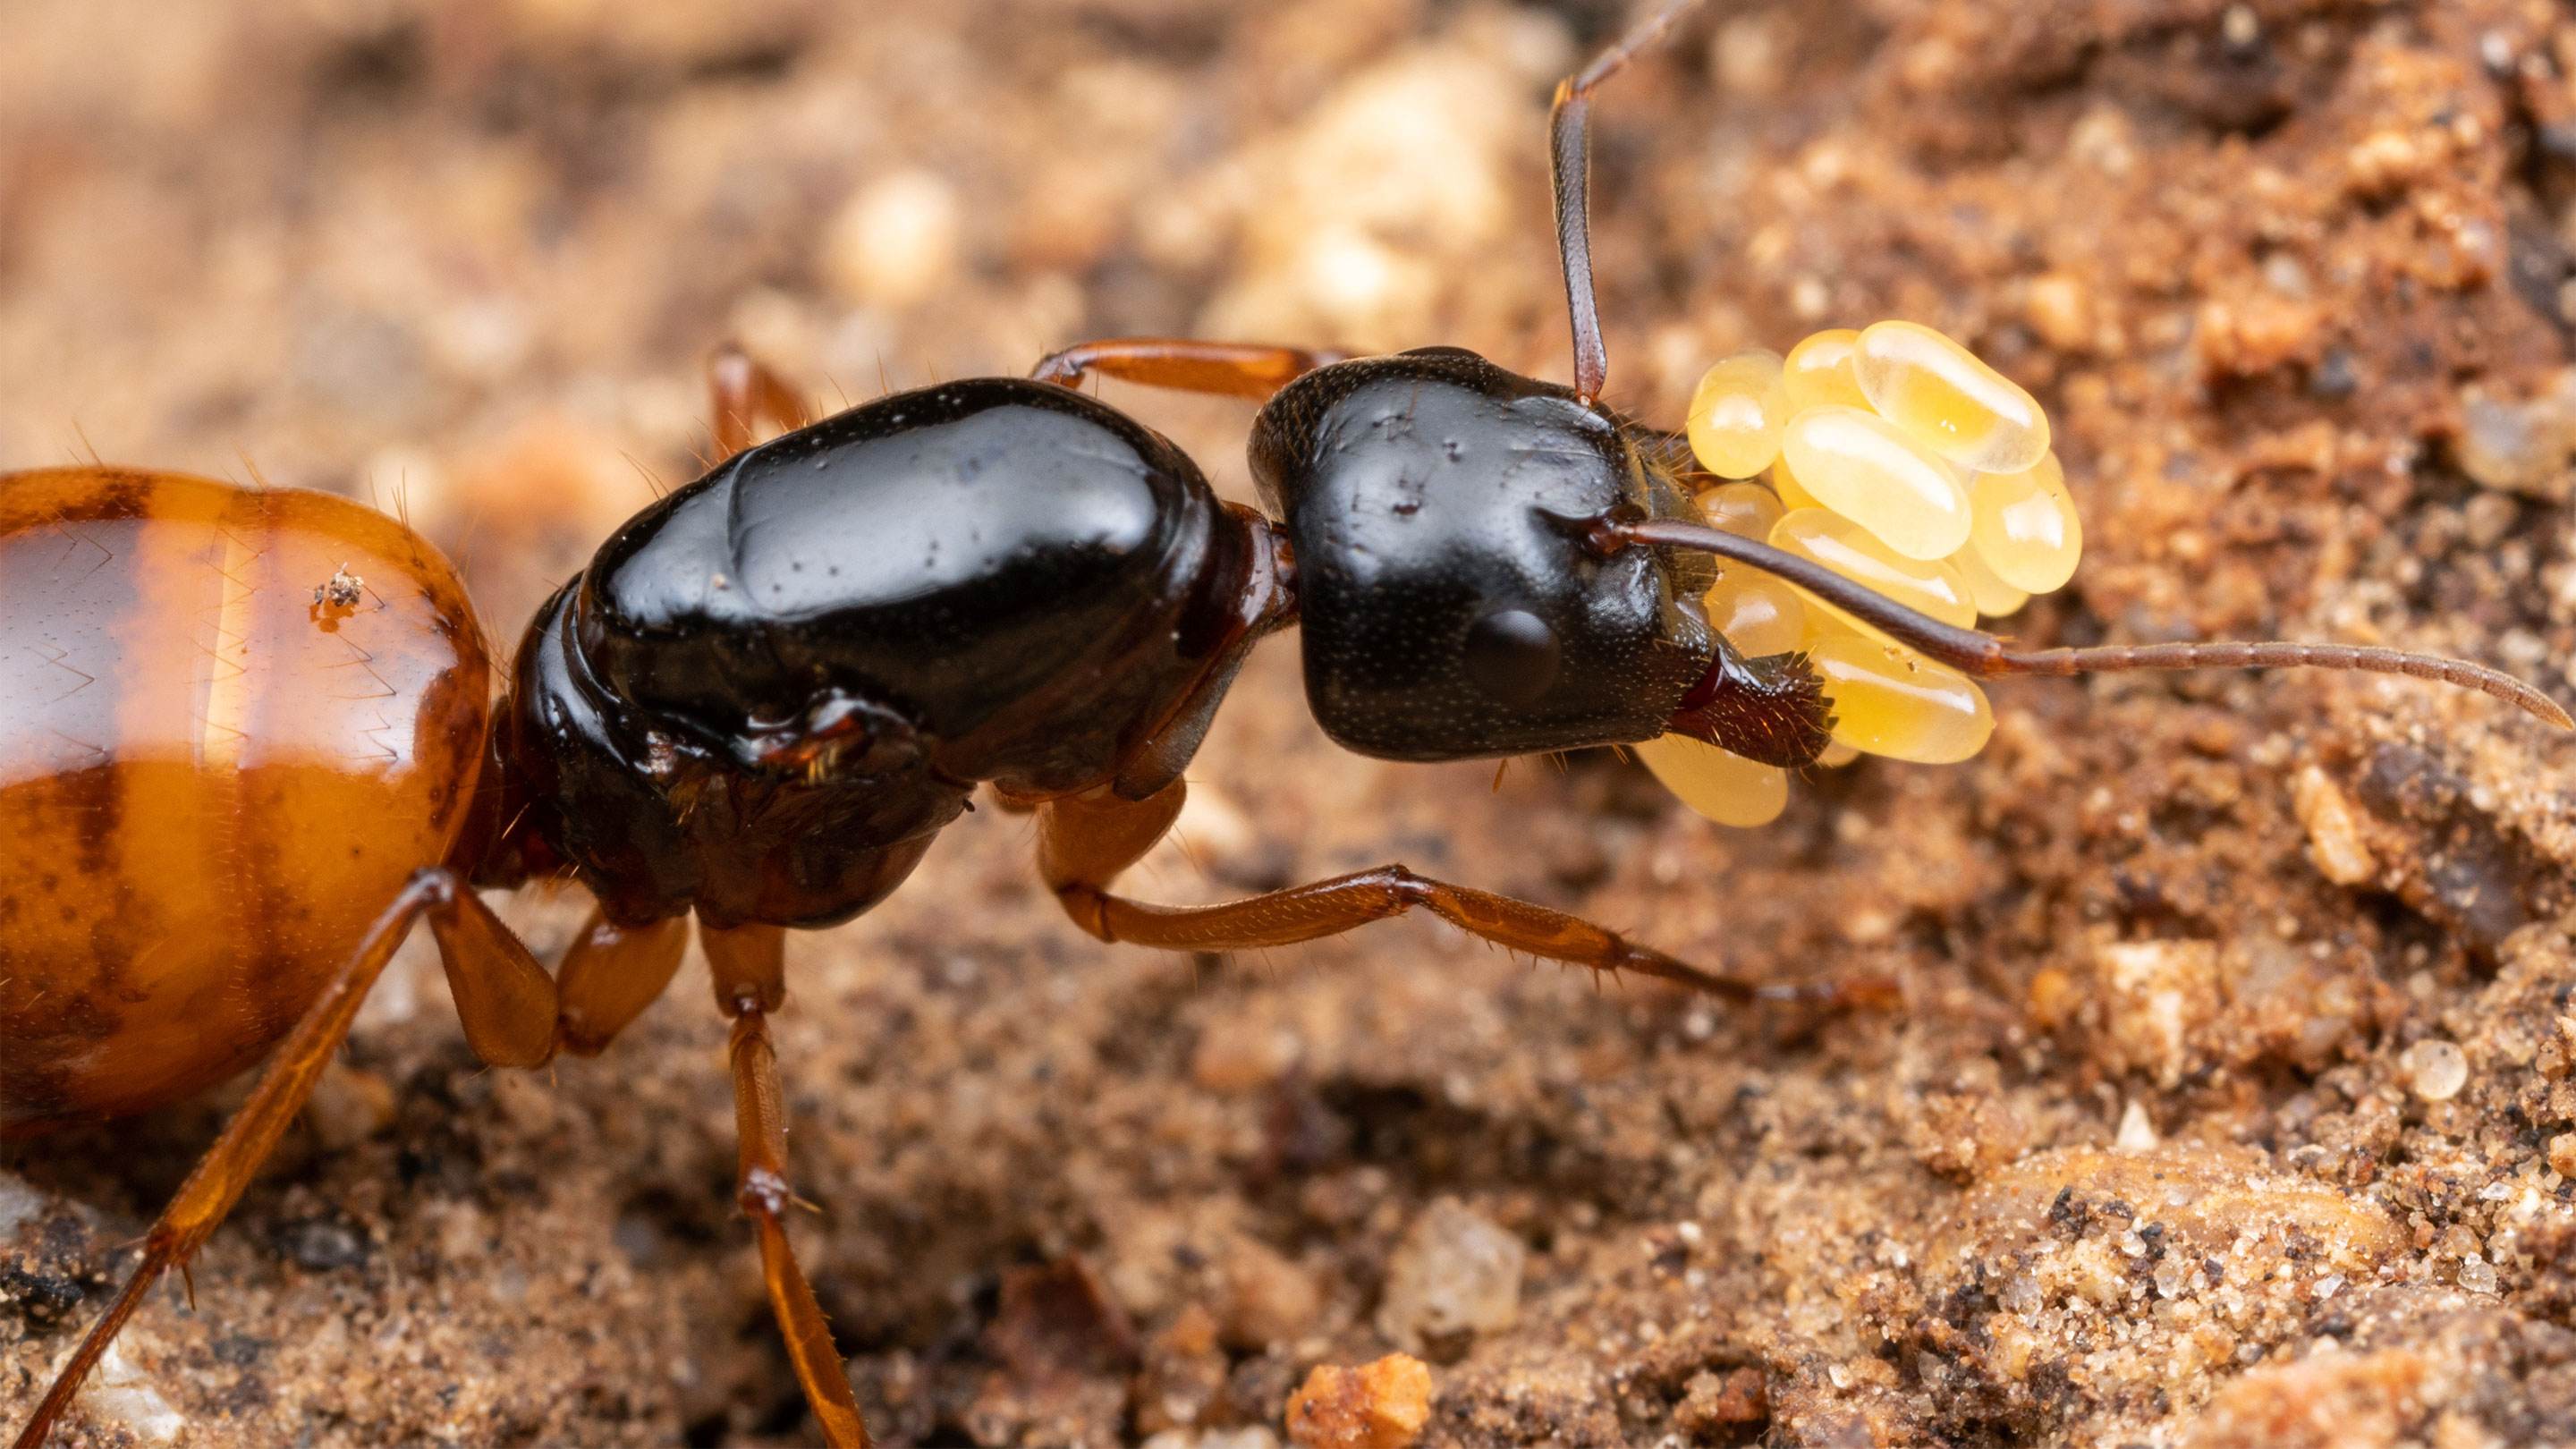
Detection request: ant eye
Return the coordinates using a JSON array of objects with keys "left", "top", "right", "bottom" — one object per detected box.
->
[{"left": 1462, "top": 608, "right": 1561, "bottom": 707}]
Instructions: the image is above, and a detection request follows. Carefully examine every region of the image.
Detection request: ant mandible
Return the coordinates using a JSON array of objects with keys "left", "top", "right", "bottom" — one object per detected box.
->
[{"left": 5, "top": 3, "right": 2565, "bottom": 1445}]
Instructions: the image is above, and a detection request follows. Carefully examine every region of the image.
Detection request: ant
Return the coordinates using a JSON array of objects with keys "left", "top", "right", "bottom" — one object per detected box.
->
[{"left": 5, "top": 2, "right": 2565, "bottom": 1445}]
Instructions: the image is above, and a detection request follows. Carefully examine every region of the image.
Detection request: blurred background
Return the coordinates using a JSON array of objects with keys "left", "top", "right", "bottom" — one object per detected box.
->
[{"left": 10, "top": 1, "right": 2576, "bottom": 1445}]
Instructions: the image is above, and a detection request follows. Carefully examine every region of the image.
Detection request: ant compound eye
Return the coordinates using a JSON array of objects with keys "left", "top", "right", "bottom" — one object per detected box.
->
[{"left": 1462, "top": 608, "right": 1562, "bottom": 707}]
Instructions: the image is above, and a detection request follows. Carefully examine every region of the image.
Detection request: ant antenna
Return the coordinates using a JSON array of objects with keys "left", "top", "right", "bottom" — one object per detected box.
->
[
  {"left": 1597, "top": 516, "right": 2575, "bottom": 729},
  {"left": 1552, "top": 0, "right": 1712, "bottom": 403}
]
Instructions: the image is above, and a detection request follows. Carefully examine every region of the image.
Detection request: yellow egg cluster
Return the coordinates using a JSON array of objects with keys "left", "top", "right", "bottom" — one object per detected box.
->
[{"left": 1642, "top": 321, "right": 2082, "bottom": 827}]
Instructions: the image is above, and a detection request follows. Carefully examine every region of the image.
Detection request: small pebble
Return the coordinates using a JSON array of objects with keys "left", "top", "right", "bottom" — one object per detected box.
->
[
  {"left": 2115, "top": 1098, "right": 2159, "bottom": 1152},
  {"left": 1285, "top": 1354, "right": 1433, "bottom": 1449},
  {"left": 81, "top": 1343, "right": 183, "bottom": 1445},
  {"left": 1375, "top": 1199, "right": 1525, "bottom": 1349},
  {"left": 2547, "top": 1132, "right": 2576, "bottom": 1179},
  {"left": 2456, "top": 383, "right": 2576, "bottom": 501},
  {"left": 2292, "top": 766, "right": 2377, "bottom": 887},
  {"left": 822, "top": 168, "right": 965, "bottom": 309},
  {"left": 2405, "top": 1039, "right": 2470, "bottom": 1102}
]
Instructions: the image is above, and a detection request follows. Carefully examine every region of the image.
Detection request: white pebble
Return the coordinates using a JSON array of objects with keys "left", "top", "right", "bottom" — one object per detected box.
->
[
  {"left": 822, "top": 168, "right": 964, "bottom": 310},
  {"left": 2405, "top": 1039, "right": 2470, "bottom": 1102},
  {"left": 1375, "top": 1199, "right": 1526, "bottom": 1349},
  {"left": 2115, "top": 1098, "right": 2159, "bottom": 1152},
  {"left": 83, "top": 1343, "right": 184, "bottom": 1445}
]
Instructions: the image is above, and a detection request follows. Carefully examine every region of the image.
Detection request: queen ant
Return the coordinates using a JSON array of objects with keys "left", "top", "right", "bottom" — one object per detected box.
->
[{"left": 5, "top": 2, "right": 2565, "bottom": 1445}]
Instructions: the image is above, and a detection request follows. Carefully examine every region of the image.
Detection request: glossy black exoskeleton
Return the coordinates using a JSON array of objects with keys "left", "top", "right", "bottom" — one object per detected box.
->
[
  {"left": 20, "top": 3, "right": 2563, "bottom": 1446},
  {"left": 1250, "top": 348, "right": 1718, "bottom": 759},
  {"left": 484, "top": 377, "right": 1285, "bottom": 928}
]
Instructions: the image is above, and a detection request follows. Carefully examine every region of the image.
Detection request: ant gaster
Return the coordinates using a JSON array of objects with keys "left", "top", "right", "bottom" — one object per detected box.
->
[{"left": 5, "top": 3, "right": 2565, "bottom": 1445}]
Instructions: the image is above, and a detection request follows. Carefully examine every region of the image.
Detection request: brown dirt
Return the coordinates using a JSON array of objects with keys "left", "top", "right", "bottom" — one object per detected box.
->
[{"left": 9, "top": 1, "right": 2576, "bottom": 1445}]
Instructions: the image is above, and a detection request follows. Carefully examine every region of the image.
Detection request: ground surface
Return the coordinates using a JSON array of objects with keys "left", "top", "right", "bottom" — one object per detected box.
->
[{"left": 8, "top": 1, "right": 2576, "bottom": 1445}]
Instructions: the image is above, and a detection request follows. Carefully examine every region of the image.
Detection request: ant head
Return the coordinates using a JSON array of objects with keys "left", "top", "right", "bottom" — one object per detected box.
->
[{"left": 1250, "top": 347, "right": 1718, "bottom": 761}]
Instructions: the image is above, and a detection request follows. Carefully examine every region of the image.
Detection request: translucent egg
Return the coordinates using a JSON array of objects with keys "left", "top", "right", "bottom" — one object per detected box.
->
[
  {"left": 1953, "top": 546, "right": 2030, "bottom": 618},
  {"left": 1706, "top": 571, "right": 1806, "bottom": 657},
  {"left": 1686, "top": 349, "right": 1792, "bottom": 479},
  {"left": 1854, "top": 320, "right": 2050, "bottom": 475},
  {"left": 1768, "top": 457, "right": 1822, "bottom": 513},
  {"left": 1779, "top": 406, "right": 1974, "bottom": 560},
  {"left": 1817, "top": 741, "right": 1860, "bottom": 767},
  {"left": 1699, "top": 479, "right": 1784, "bottom": 540},
  {"left": 1968, "top": 452, "right": 2083, "bottom": 593},
  {"left": 1636, "top": 733, "right": 1789, "bottom": 826},
  {"left": 1808, "top": 633, "right": 1996, "bottom": 763},
  {"left": 1783, "top": 328, "right": 1870, "bottom": 412},
  {"left": 1769, "top": 508, "right": 1977, "bottom": 636}
]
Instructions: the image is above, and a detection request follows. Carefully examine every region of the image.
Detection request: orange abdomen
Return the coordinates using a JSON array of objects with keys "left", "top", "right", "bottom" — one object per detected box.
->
[{"left": 0, "top": 469, "right": 492, "bottom": 1133}]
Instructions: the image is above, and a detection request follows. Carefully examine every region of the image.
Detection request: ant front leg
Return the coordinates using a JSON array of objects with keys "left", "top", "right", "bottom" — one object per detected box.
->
[
  {"left": 708, "top": 343, "right": 815, "bottom": 462},
  {"left": 13, "top": 870, "right": 558, "bottom": 1449},
  {"left": 1034, "top": 781, "right": 1891, "bottom": 1008},
  {"left": 1030, "top": 338, "right": 1351, "bottom": 402},
  {"left": 699, "top": 920, "right": 872, "bottom": 1449}
]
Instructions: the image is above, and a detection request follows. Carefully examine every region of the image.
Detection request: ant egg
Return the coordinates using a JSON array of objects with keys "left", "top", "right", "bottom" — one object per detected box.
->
[
  {"left": 1953, "top": 546, "right": 2030, "bottom": 618},
  {"left": 1698, "top": 479, "right": 1784, "bottom": 540},
  {"left": 1806, "top": 633, "right": 1996, "bottom": 764},
  {"left": 1635, "top": 733, "right": 1789, "bottom": 826},
  {"left": 1652, "top": 319, "right": 2078, "bottom": 823},
  {"left": 1779, "top": 405, "right": 1974, "bottom": 560},
  {"left": 1770, "top": 508, "right": 1977, "bottom": 634},
  {"left": 1767, "top": 457, "right": 1822, "bottom": 513},
  {"left": 1968, "top": 452, "right": 2083, "bottom": 593},
  {"left": 1686, "top": 349, "right": 1792, "bottom": 479},
  {"left": 1706, "top": 571, "right": 1806, "bottom": 657},
  {"left": 1783, "top": 328, "right": 1869, "bottom": 412},
  {"left": 1853, "top": 320, "right": 2050, "bottom": 476}
]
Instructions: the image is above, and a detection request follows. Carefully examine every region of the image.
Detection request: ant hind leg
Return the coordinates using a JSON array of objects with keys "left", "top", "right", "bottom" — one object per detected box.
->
[
  {"left": 554, "top": 907, "right": 691, "bottom": 1056},
  {"left": 1034, "top": 781, "right": 1893, "bottom": 1009},
  {"left": 12, "top": 869, "right": 560, "bottom": 1449}
]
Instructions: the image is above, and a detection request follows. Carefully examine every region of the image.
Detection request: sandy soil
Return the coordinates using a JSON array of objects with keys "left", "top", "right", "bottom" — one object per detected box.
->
[{"left": 8, "top": 0, "right": 2576, "bottom": 1444}]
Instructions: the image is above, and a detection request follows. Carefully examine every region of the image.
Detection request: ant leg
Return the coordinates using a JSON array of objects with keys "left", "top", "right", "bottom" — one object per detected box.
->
[
  {"left": 554, "top": 907, "right": 691, "bottom": 1056},
  {"left": 702, "top": 920, "right": 870, "bottom": 1449},
  {"left": 13, "top": 869, "right": 556, "bottom": 1449},
  {"left": 1030, "top": 338, "right": 1351, "bottom": 402},
  {"left": 708, "top": 343, "right": 815, "bottom": 462},
  {"left": 1036, "top": 782, "right": 1892, "bottom": 1007},
  {"left": 1551, "top": 0, "right": 1711, "bottom": 402}
]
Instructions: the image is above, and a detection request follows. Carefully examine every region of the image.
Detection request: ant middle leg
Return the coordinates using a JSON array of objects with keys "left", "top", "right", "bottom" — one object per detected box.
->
[
  {"left": 1030, "top": 338, "right": 1350, "bottom": 401},
  {"left": 13, "top": 869, "right": 560, "bottom": 1449},
  {"left": 1034, "top": 781, "right": 1889, "bottom": 1007},
  {"left": 708, "top": 343, "right": 814, "bottom": 461},
  {"left": 701, "top": 920, "right": 871, "bottom": 1449}
]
